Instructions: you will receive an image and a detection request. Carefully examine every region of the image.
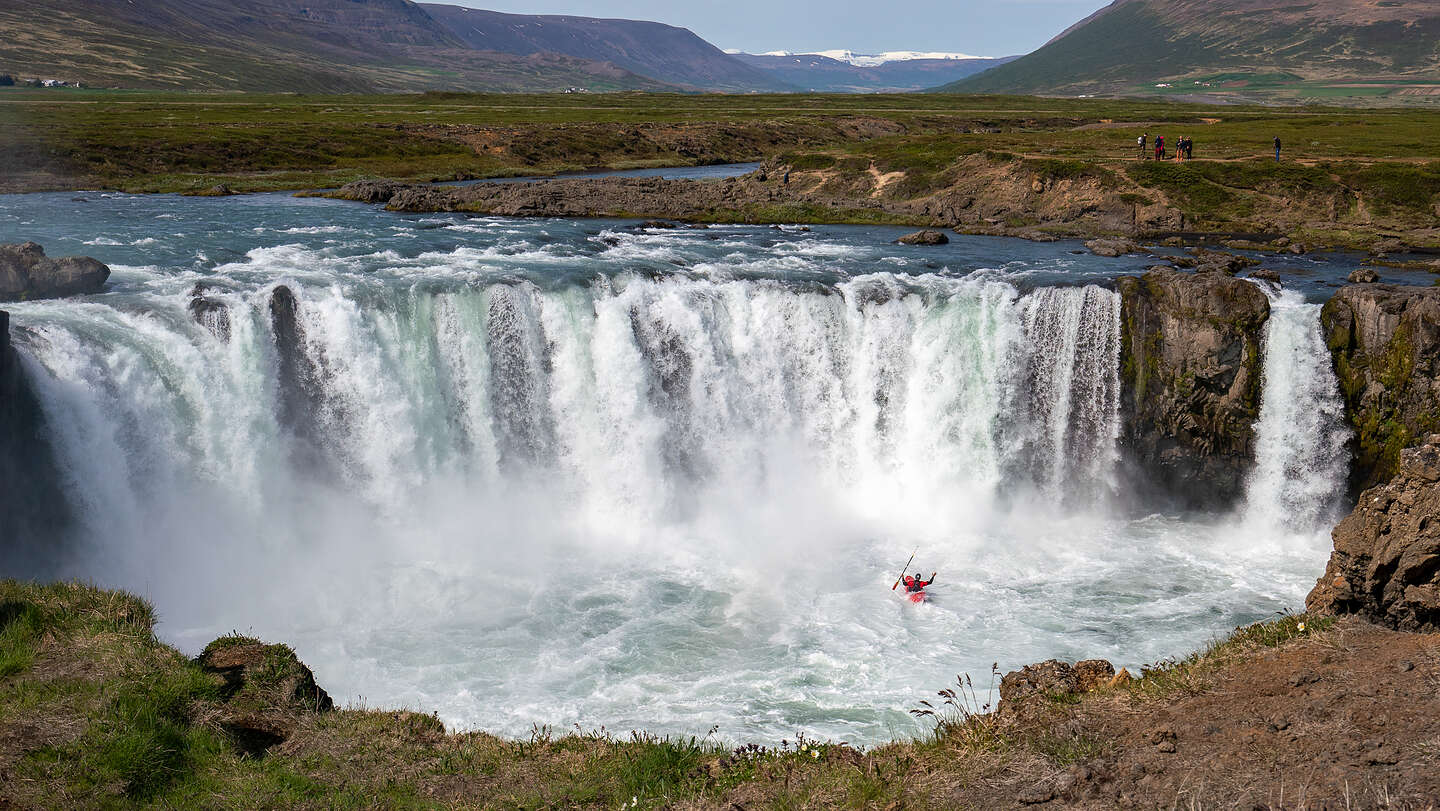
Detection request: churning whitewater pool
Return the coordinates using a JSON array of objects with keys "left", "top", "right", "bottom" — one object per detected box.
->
[{"left": 0, "top": 190, "right": 1369, "bottom": 745}]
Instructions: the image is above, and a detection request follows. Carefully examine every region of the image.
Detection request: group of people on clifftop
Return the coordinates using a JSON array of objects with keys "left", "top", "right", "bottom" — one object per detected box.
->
[
  {"left": 1136, "top": 133, "right": 1285, "bottom": 162},
  {"left": 1137, "top": 133, "right": 1194, "bottom": 161}
]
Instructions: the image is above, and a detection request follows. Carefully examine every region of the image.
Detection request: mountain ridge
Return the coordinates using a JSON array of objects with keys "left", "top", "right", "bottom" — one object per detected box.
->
[
  {"left": 0, "top": 0, "right": 677, "bottom": 93},
  {"left": 941, "top": 0, "right": 1440, "bottom": 101},
  {"left": 734, "top": 52, "right": 1016, "bottom": 93},
  {"left": 421, "top": 5, "right": 795, "bottom": 92}
]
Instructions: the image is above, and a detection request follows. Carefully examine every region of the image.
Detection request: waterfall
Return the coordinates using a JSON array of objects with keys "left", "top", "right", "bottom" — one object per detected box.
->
[
  {"left": 1243, "top": 284, "right": 1351, "bottom": 531},
  {"left": 5, "top": 275, "right": 1126, "bottom": 567},
  {"left": 1013, "top": 285, "right": 1122, "bottom": 502}
]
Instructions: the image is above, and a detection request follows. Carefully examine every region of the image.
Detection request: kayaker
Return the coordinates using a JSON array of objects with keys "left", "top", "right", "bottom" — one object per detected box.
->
[{"left": 905, "top": 573, "right": 936, "bottom": 593}]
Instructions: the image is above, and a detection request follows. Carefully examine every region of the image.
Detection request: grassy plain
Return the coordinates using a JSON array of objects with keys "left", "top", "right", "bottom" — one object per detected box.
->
[
  {"left": 3, "top": 88, "right": 1440, "bottom": 248},
  {"left": 4, "top": 88, "right": 1440, "bottom": 190}
]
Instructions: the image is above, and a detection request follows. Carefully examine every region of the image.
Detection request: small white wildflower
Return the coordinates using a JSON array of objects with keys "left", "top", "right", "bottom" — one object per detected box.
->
[
  {"left": 811, "top": 749, "right": 820, "bottom": 759},
  {"left": 631, "top": 797, "right": 638, "bottom": 807},
  {"left": 1297, "top": 622, "right": 1307, "bottom": 633}
]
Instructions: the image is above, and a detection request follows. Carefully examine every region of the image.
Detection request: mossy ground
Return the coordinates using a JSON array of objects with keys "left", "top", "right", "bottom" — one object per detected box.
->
[{"left": 6, "top": 579, "right": 1423, "bottom": 809}]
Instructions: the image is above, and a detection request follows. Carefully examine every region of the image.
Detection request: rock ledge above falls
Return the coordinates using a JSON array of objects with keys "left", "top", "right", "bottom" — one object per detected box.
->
[{"left": 0, "top": 242, "right": 110, "bottom": 302}]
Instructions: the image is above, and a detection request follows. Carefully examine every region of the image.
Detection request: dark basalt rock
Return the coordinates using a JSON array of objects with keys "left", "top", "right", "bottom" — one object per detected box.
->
[
  {"left": 1348, "top": 267, "right": 1381, "bottom": 284},
  {"left": 0, "top": 311, "right": 77, "bottom": 572},
  {"left": 1248, "top": 268, "right": 1281, "bottom": 283},
  {"left": 1116, "top": 268, "right": 1270, "bottom": 509},
  {"left": 0, "top": 242, "right": 110, "bottom": 302},
  {"left": 189, "top": 283, "right": 231, "bottom": 341},
  {"left": 1190, "top": 249, "right": 1259, "bottom": 276},
  {"left": 1307, "top": 435, "right": 1440, "bottom": 632},
  {"left": 1084, "top": 237, "right": 1138, "bottom": 257},
  {"left": 269, "top": 286, "right": 338, "bottom": 476},
  {"left": 1321, "top": 284, "right": 1440, "bottom": 491},
  {"left": 896, "top": 229, "right": 949, "bottom": 246}
]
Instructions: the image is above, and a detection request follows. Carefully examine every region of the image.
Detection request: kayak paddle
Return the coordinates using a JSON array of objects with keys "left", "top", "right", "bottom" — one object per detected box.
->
[{"left": 891, "top": 548, "right": 918, "bottom": 590}]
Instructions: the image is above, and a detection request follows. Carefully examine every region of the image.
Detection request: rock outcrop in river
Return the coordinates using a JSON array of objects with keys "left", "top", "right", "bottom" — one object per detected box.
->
[
  {"left": 1321, "top": 284, "right": 1440, "bottom": 492},
  {"left": 1116, "top": 268, "right": 1270, "bottom": 508},
  {"left": 0, "top": 242, "right": 110, "bottom": 302},
  {"left": 1307, "top": 434, "right": 1440, "bottom": 632},
  {"left": 333, "top": 176, "right": 778, "bottom": 220}
]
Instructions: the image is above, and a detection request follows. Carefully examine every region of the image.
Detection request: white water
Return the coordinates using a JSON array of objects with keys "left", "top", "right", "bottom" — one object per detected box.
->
[
  {"left": 3, "top": 222, "right": 1348, "bottom": 745},
  {"left": 1242, "top": 284, "right": 1351, "bottom": 532}
]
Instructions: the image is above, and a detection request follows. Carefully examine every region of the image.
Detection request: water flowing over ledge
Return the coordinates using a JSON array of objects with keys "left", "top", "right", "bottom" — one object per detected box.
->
[{"left": 0, "top": 202, "right": 1357, "bottom": 744}]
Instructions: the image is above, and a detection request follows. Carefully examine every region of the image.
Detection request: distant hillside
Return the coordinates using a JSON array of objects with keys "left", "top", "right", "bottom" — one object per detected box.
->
[
  {"left": 0, "top": 0, "right": 674, "bottom": 93},
  {"left": 422, "top": 5, "right": 794, "bottom": 92},
  {"left": 735, "top": 53, "right": 1015, "bottom": 93},
  {"left": 941, "top": 0, "right": 1440, "bottom": 103}
]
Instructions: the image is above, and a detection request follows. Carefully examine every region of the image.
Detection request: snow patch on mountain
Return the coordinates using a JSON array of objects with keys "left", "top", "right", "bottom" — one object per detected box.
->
[{"left": 728, "top": 49, "right": 994, "bottom": 66}]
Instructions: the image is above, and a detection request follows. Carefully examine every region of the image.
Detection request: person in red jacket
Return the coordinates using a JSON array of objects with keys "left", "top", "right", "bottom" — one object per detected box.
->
[{"left": 904, "top": 573, "right": 936, "bottom": 593}]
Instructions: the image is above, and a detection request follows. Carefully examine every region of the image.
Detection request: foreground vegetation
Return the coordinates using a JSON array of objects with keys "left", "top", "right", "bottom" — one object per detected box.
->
[{"left": 2, "top": 579, "right": 1383, "bottom": 809}]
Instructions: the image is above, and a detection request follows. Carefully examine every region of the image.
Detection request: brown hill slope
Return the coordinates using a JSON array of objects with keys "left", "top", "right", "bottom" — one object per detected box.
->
[
  {"left": 421, "top": 5, "right": 795, "bottom": 92},
  {"left": 0, "top": 0, "right": 673, "bottom": 92},
  {"left": 942, "top": 0, "right": 1440, "bottom": 102}
]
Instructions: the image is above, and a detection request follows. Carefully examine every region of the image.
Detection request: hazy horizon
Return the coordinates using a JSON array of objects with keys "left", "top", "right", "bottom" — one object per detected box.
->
[{"left": 430, "top": 0, "right": 1112, "bottom": 58}]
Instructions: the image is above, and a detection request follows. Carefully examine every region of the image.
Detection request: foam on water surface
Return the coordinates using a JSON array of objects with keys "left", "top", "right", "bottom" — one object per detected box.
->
[{"left": 0, "top": 191, "right": 1360, "bottom": 744}]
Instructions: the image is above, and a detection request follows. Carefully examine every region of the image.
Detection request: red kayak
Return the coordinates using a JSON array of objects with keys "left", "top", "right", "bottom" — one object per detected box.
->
[{"left": 907, "top": 589, "right": 929, "bottom": 603}]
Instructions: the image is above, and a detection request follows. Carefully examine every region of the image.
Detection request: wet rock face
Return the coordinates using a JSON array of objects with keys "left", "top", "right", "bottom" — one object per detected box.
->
[
  {"left": 0, "top": 310, "right": 77, "bottom": 569},
  {"left": 0, "top": 242, "right": 110, "bottom": 302},
  {"left": 1322, "top": 284, "right": 1440, "bottom": 492},
  {"left": 1307, "top": 436, "right": 1440, "bottom": 632},
  {"left": 1116, "top": 268, "right": 1270, "bottom": 509}
]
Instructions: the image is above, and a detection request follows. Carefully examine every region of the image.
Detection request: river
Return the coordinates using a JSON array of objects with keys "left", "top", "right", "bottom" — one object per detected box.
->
[{"left": 0, "top": 188, "right": 1385, "bottom": 744}]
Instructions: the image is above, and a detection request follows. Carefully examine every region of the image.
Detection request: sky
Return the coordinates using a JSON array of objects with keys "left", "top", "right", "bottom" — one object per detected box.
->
[{"left": 437, "top": 0, "right": 1113, "bottom": 57}]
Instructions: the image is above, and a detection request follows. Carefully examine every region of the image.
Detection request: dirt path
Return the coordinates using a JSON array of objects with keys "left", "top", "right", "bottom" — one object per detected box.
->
[{"left": 1004, "top": 620, "right": 1440, "bottom": 808}]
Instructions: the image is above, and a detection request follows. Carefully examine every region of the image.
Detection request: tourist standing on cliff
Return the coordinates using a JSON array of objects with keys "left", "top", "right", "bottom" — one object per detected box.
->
[
  {"left": 1274, "top": 136, "right": 1282, "bottom": 162},
  {"left": 1138, "top": 133, "right": 1148, "bottom": 159},
  {"left": 1155, "top": 135, "right": 1165, "bottom": 161}
]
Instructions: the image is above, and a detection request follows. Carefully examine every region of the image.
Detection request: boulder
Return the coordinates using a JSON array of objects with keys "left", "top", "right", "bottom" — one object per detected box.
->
[
  {"left": 0, "top": 242, "right": 110, "bottom": 302},
  {"left": 1348, "top": 267, "right": 1381, "bottom": 284},
  {"left": 896, "top": 229, "right": 949, "bottom": 246},
  {"left": 188, "top": 283, "right": 231, "bottom": 341},
  {"left": 1085, "top": 237, "right": 1139, "bottom": 257},
  {"left": 1074, "top": 659, "right": 1118, "bottom": 692},
  {"left": 1248, "top": 268, "right": 1281, "bottom": 283},
  {"left": 1190, "top": 249, "right": 1259, "bottom": 276},
  {"left": 328, "top": 179, "right": 412, "bottom": 204},
  {"left": 637, "top": 219, "right": 680, "bottom": 230},
  {"left": 1321, "top": 284, "right": 1440, "bottom": 490},
  {"left": 1117, "top": 268, "right": 1270, "bottom": 508},
  {"left": 1306, "top": 435, "right": 1440, "bottom": 632},
  {"left": 197, "top": 636, "right": 333, "bottom": 756},
  {"left": 999, "top": 658, "right": 1120, "bottom": 713}
]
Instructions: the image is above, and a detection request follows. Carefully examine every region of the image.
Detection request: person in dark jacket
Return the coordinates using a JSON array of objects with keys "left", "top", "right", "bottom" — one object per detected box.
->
[
  {"left": 1138, "top": 133, "right": 1148, "bottom": 160},
  {"left": 1274, "top": 136, "right": 1282, "bottom": 162}
]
